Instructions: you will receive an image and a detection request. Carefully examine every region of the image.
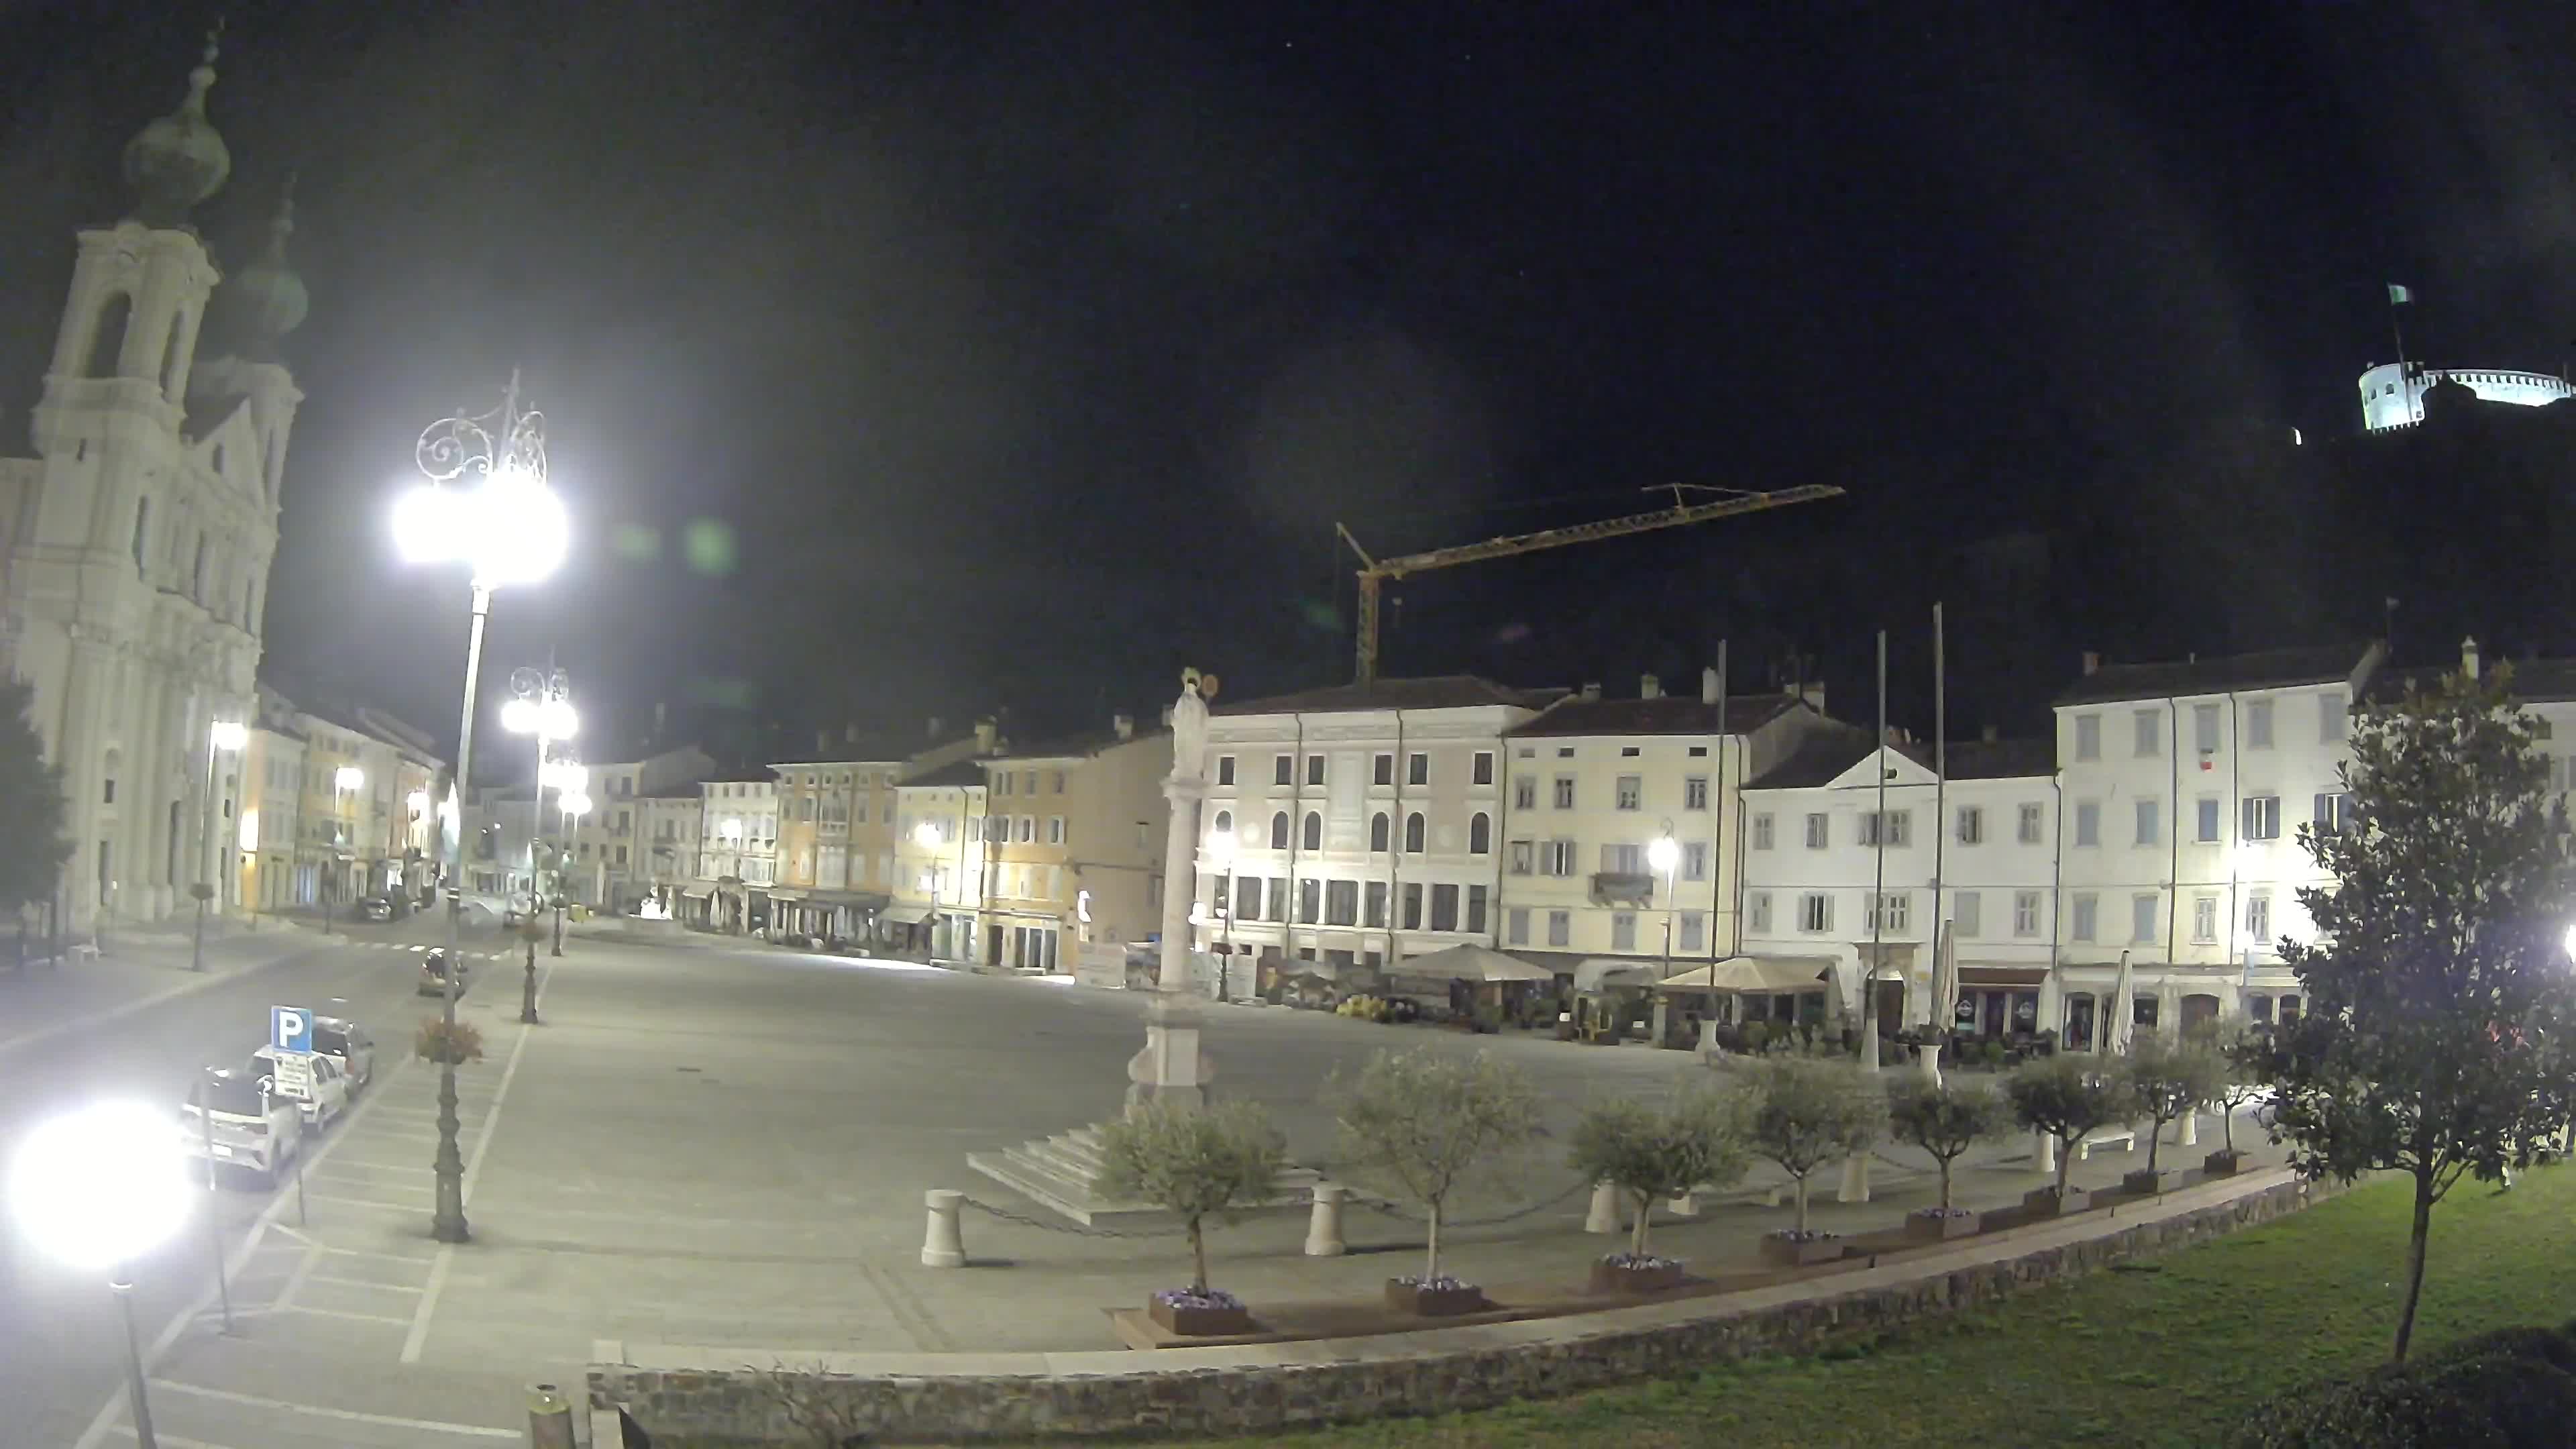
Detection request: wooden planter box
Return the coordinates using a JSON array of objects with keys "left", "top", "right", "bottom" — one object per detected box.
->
[
  {"left": 1384, "top": 1278, "right": 1486, "bottom": 1316},
  {"left": 2022, "top": 1186, "right": 2092, "bottom": 1218},
  {"left": 2202, "top": 1149, "right": 2245, "bottom": 1178},
  {"left": 1904, "top": 1210, "right": 1982, "bottom": 1243},
  {"left": 1760, "top": 1234, "right": 1846, "bottom": 1268},
  {"left": 1146, "top": 1297, "right": 1254, "bottom": 1336},
  {"left": 2121, "top": 1168, "right": 2172, "bottom": 1197},
  {"left": 1588, "top": 1257, "right": 1686, "bottom": 1295}
]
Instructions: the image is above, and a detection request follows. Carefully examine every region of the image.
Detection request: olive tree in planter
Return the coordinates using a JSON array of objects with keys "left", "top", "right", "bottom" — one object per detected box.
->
[
  {"left": 1329, "top": 1046, "right": 1543, "bottom": 1316},
  {"left": 1743, "top": 1055, "right": 1881, "bottom": 1266},
  {"left": 1885, "top": 1076, "right": 2009, "bottom": 1241},
  {"left": 1567, "top": 1084, "right": 1749, "bottom": 1293},
  {"left": 2120, "top": 1034, "right": 2224, "bottom": 1194},
  {"left": 2006, "top": 1055, "right": 2132, "bottom": 1216},
  {"left": 2202, "top": 1019, "right": 2269, "bottom": 1175},
  {"left": 1097, "top": 1097, "right": 1287, "bottom": 1336}
]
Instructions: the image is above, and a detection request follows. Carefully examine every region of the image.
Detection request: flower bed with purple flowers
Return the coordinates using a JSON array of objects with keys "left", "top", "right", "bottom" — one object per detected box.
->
[
  {"left": 1589, "top": 1252, "right": 1686, "bottom": 1294},
  {"left": 1760, "top": 1228, "right": 1848, "bottom": 1267},
  {"left": 1147, "top": 1287, "right": 1254, "bottom": 1336},
  {"left": 1905, "top": 1205, "right": 1983, "bottom": 1241},
  {"left": 1152, "top": 1288, "right": 1243, "bottom": 1312},
  {"left": 1384, "top": 1274, "right": 1485, "bottom": 1316}
]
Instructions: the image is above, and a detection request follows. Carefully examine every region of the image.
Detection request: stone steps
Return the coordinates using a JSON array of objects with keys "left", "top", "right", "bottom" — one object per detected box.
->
[{"left": 969, "top": 1122, "right": 1323, "bottom": 1228}]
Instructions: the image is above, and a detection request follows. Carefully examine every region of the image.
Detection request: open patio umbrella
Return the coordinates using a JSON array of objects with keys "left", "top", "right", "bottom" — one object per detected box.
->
[
  {"left": 2109, "top": 950, "right": 2136, "bottom": 1056},
  {"left": 1399, "top": 943, "right": 1557, "bottom": 983}
]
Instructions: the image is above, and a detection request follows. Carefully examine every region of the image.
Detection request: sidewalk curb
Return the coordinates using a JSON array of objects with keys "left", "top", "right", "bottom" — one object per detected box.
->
[{"left": 0, "top": 934, "right": 328, "bottom": 1060}]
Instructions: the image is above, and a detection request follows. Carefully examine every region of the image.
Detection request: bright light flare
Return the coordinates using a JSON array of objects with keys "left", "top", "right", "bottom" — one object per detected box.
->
[
  {"left": 333, "top": 765, "right": 364, "bottom": 791},
  {"left": 1647, "top": 835, "right": 1680, "bottom": 873},
  {"left": 912, "top": 821, "right": 941, "bottom": 847},
  {"left": 559, "top": 792, "right": 593, "bottom": 818},
  {"left": 1205, "top": 828, "right": 1239, "bottom": 866},
  {"left": 391, "top": 465, "right": 570, "bottom": 589},
  {"left": 9, "top": 1102, "right": 194, "bottom": 1271},
  {"left": 208, "top": 720, "right": 248, "bottom": 752},
  {"left": 2563, "top": 924, "right": 2576, "bottom": 963}
]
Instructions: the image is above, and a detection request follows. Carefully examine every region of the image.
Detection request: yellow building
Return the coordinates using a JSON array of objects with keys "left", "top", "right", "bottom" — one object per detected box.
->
[
  {"left": 237, "top": 682, "right": 444, "bottom": 916},
  {"left": 973, "top": 714, "right": 1171, "bottom": 972},
  {"left": 771, "top": 727, "right": 988, "bottom": 942}
]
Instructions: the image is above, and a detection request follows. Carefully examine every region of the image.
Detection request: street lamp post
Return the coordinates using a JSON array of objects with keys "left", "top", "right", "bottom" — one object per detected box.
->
[
  {"left": 502, "top": 669, "right": 576, "bottom": 913},
  {"left": 324, "top": 765, "right": 364, "bottom": 934},
  {"left": 1648, "top": 825, "right": 1680, "bottom": 1042},
  {"left": 9, "top": 1101, "right": 196, "bottom": 1449},
  {"left": 527, "top": 788, "right": 590, "bottom": 1023},
  {"left": 193, "top": 720, "right": 248, "bottom": 971},
  {"left": 1205, "top": 827, "right": 1238, "bottom": 1001},
  {"left": 396, "top": 371, "right": 569, "bottom": 1244}
]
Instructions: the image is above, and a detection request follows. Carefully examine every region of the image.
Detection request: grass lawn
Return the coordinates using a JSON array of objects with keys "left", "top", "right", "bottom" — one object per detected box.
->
[{"left": 1187, "top": 1163, "right": 2576, "bottom": 1449}]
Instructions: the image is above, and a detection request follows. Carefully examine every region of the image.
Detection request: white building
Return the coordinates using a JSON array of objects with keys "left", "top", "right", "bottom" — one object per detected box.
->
[
  {"left": 891, "top": 758, "right": 989, "bottom": 959},
  {"left": 563, "top": 745, "right": 713, "bottom": 913},
  {"left": 1191, "top": 676, "right": 1564, "bottom": 973},
  {"left": 0, "top": 41, "right": 301, "bottom": 934},
  {"left": 1497, "top": 672, "right": 1831, "bottom": 982},
  {"left": 2051, "top": 641, "right": 2383, "bottom": 1048},
  {"left": 1740, "top": 729, "right": 2059, "bottom": 1036},
  {"left": 2359, "top": 361, "right": 2576, "bottom": 430},
  {"left": 635, "top": 787, "right": 702, "bottom": 914},
  {"left": 692, "top": 772, "right": 778, "bottom": 932}
]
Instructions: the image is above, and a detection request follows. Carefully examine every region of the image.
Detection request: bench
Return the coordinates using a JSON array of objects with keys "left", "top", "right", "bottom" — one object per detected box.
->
[{"left": 2075, "top": 1128, "right": 2137, "bottom": 1161}]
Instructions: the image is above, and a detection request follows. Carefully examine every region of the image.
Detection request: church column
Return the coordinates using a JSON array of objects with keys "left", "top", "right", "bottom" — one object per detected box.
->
[{"left": 57, "top": 637, "right": 111, "bottom": 934}]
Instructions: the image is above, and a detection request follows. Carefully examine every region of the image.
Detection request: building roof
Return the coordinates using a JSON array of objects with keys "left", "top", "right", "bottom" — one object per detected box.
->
[
  {"left": 1941, "top": 737, "right": 2058, "bottom": 780},
  {"left": 1507, "top": 691, "right": 1808, "bottom": 739},
  {"left": 702, "top": 769, "right": 777, "bottom": 786},
  {"left": 1212, "top": 676, "right": 1566, "bottom": 716},
  {"left": 1746, "top": 729, "right": 2053, "bottom": 789},
  {"left": 771, "top": 734, "right": 920, "bottom": 767},
  {"left": 2363, "top": 655, "right": 2576, "bottom": 704},
  {"left": 2052, "top": 643, "right": 2376, "bottom": 706},
  {"left": 900, "top": 759, "right": 988, "bottom": 788},
  {"left": 987, "top": 724, "right": 1170, "bottom": 762}
]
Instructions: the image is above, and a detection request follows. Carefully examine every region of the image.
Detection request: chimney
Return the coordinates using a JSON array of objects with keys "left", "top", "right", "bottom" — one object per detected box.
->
[
  {"left": 974, "top": 717, "right": 998, "bottom": 754},
  {"left": 927, "top": 715, "right": 945, "bottom": 740},
  {"left": 1581, "top": 681, "right": 1603, "bottom": 702},
  {"left": 845, "top": 722, "right": 860, "bottom": 745},
  {"left": 816, "top": 729, "right": 828, "bottom": 753},
  {"left": 1982, "top": 723, "right": 1999, "bottom": 743},
  {"left": 1640, "top": 674, "right": 1662, "bottom": 700},
  {"left": 2462, "top": 635, "right": 2481, "bottom": 679},
  {"left": 2081, "top": 650, "right": 2102, "bottom": 676},
  {"left": 1701, "top": 667, "right": 1720, "bottom": 704},
  {"left": 653, "top": 701, "right": 667, "bottom": 740},
  {"left": 1113, "top": 712, "right": 1136, "bottom": 740}
]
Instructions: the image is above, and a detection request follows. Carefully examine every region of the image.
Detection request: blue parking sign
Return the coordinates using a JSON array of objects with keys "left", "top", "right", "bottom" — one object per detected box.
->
[{"left": 270, "top": 1005, "right": 313, "bottom": 1054}]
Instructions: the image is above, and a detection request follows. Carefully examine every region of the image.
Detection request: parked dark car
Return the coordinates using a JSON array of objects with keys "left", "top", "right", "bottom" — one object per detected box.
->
[{"left": 357, "top": 895, "right": 395, "bottom": 922}]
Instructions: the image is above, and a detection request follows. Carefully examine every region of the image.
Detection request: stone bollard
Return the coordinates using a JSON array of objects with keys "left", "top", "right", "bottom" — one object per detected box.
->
[
  {"left": 1837, "top": 1152, "right": 1871, "bottom": 1203},
  {"left": 2033, "top": 1128, "right": 2057, "bottom": 1179},
  {"left": 1667, "top": 1191, "right": 1699, "bottom": 1218},
  {"left": 525, "top": 1383, "right": 576, "bottom": 1449},
  {"left": 1304, "top": 1185, "right": 1348, "bottom": 1256},
  {"left": 1917, "top": 1043, "right": 1944, "bottom": 1088},
  {"left": 1585, "top": 1182, "right": 1621, "bottom": 1234},
  {"left": 2178, "top": 1110, "right": 2198, "bottom": 1147},
  {"left": 921, "top": 1189, "right": 967, "bottom": 1269}
]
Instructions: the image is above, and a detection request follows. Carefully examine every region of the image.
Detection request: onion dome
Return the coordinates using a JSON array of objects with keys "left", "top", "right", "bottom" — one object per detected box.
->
[
  {"left": 121, "top": 25, "right": 231, "bottom": 228},
  {"left": 219, "top": 176, "right": 308, "bottom": 356}
]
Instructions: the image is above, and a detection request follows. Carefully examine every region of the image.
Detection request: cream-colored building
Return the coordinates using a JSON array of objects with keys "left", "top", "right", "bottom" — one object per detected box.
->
[
  {"left": 236, "top": 682, "right": 443, "bottom": 914},
  {"left": 692, "top": 773, "right": 777, "bottom": 931},
  {"left": 563, "top": 745, "right": 712, "bottom": 913},
  {"left": 891, "top": 759, "right": 988, "bottom": 959},
  {"left": 1498, "top": 672, "right": 1831, "bottom": 982},
  {"left": 769, "top": 727, "right": 984, "bottom": 942},
  {"left": 973, "top": 714, "right": 1172, "bottom": 972}
]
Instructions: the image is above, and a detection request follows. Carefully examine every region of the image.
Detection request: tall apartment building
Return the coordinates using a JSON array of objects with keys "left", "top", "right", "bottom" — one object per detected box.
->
[
  {"left": 890, "top": 759, "right": 989, "bottom": 959},
  {"left": 769, "top": 727, "right": 983, "bottom": 942},
  {"left": 692, "top": 772, "right": 778, "bottom": 931}
]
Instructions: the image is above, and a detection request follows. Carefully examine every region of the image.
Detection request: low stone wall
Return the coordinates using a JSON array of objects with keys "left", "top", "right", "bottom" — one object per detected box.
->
[{"left": 592, "top": 1171, "right": 2339, "bottom": 1446}]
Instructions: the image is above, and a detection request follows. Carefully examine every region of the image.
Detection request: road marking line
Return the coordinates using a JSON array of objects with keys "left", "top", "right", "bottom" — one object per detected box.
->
[
  {"left": 308, "top": 1273, "right": 425, "bottom": 1293},
  {"left": 107, "top": 1428, "right": 241, "bottom": 1449},
  {"left": 402, "top": 951, "right": 546, "bottom": 1365},
  {"left": 319, "top": 1155, "right": 437, "bottom": 1171},
  {"left": 146, "top": 1381, "right": 519, "bottom": 1438},
  {"left": 271, "top": 1238, "right": 323, "bottom": 1312},
  {"left": 273, "top": 1303, "right": 414, "bottom": 1326},
  {"left": 306, "top": 1193, "right": 427, "bottom": 1212}
]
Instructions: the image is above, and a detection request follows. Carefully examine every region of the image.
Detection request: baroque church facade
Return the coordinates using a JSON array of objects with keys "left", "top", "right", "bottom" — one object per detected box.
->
[{"left": 0, "top": 33, "right": 307, "bottom": 932}]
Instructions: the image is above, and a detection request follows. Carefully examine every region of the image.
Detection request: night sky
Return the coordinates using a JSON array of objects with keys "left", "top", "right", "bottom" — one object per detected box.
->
[{"left": 5, "top": 2, "right": 2575, "bottom": 767}]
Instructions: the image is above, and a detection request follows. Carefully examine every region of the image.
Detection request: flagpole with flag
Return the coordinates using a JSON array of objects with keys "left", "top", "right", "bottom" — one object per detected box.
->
[{"left": 2388, "top": 284, "right": 2414, "bottom": 411}]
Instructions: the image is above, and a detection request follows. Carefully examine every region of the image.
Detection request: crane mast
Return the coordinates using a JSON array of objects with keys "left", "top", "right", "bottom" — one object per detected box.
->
[{"left": 1338, "top": 483, "right": 1845, "bottom": 684}]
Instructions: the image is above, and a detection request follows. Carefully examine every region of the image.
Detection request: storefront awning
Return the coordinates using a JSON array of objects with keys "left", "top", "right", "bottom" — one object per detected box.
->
[
  {"left": 1574, "top": 957, "right": 1662, "bottom": 994},
  {"left": 879, "top": 904, "right": 934, "bottom": 925},
  {"left": 1957, "top": 965, "right": 2050, "bottom": 987},
  {"left": 1659, "top": 955, "right": 1835, "bottom": 994},
  {"left": 805, "top": 890, "right": 890, "bottom": 910}
]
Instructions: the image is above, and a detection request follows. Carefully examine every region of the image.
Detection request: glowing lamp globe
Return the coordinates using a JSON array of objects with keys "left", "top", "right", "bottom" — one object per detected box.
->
[
  {"left": 334, "top": 765, "right": 364, "bottom": 791},
  {"left": 9, "top": 1102, "right": 194, "bottom": 1271},
  {"left": 559, "top": 792, "right": 593, "bottom": 818},
  {"left": 208, "top": 720, "right": 248, "bottom": 752},
  {"left": 1647, "top": 836, "right": 1680, "bottom": 873},
  {"left": 391, "top": 464, "right": 569, "bottom": 590}
]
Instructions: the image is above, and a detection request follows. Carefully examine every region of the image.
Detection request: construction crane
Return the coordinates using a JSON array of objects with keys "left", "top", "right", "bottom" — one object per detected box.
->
[{"left": 1336, "top": 483, "right": 1845, "bottom": 684}]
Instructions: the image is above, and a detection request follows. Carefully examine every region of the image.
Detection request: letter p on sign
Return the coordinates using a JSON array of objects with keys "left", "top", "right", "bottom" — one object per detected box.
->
[{"left": 270, "top": 1006, "right": 312, "bottom": 1054}]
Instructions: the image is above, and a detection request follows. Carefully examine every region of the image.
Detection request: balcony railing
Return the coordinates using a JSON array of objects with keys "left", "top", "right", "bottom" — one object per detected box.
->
[{"left": 1589, "top": 871, "right": 1655, "bottom": 906}]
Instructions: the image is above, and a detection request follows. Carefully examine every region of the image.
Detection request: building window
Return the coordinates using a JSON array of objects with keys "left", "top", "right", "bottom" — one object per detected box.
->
[
  {"left": 997, "top": 773, "right": 1012, "bottom": 797},
  {"left": 1552, "top": 776, "right": 1575, "bottom": 809},
  {"left": 2133, "top": 708, "right": 2161, "bottom": 758},
  {"left": 1752, "top": 812, "right": 1774, "bottom": 849},
  {"left": 2193, "top": 703, "right": 2220, "bottom": 754},
  {"left": 1270, "top": 812, "right": 1290, "bottom": 850},
  {"left": 1956, "top": 806, "right": 1983, "bottom": 845},
  {"left": 2312, "top": 792, "right": 2356, "bottom": 833},
  {"left": 1212, "top": 809, "right": 1232, "bottom": 838},
  {"left": 1684, "top": 775, "right": 1709, "bottom": 810},
  {"left": 1859, "top": 810, "right": 1910, "bottom": 847},
  {"left": 2017, "top": 802, "right": 2043, "bottom": 844},
  {"left": 1542, "top": 839, "right": 1576, "bottom": 875},
  {"left": 1466, "top": 884, "right": 1487, "bottom": 934},
  {"left": 1611, "top": 912, "right": 1637, "bottom": 952},
  {"left": 1615, "top": 775, "right": 1642, "bottom": 811},
  {"left": 1507, "top": 906, "right": 1530, "bottom": 946},
  {"left": 1326, "top": 879, "right": 1358, "bottom": 926},
  {"left": 1472, "top": 751, "right": 1495, "bottom": 786},
  {"left": 2247, "top": 892, "right": 2271, "bottom": 944},
  {"left": 1405, "top": 812, "right": 1426, "bottom": 853},
  {"left": 1681, "top": 841, "right": 1708, "bottom": 881},
  {"left": 1601, "top": 842, "right": 1645, "bottom": 874},
  {"left": 1866, "top": 892, "right": 1910, "bottom": 933},
  {"left": 2245, "top": 701, "right": 2274, "bottom": 749},
  {"left": 2075, "top": 714, "right": 2100, "bottom": 761},
  {"left": 1371, "top": 812, "right": 1391, "bottom": 852},
  {"left": 1374, "top": 753, "right": 1394, "bottom": 786},
  {"left": 1621, "top": 746, "right": 1640, "bottom": 757},
  {"left": 1273, "top": 755, "right": 1293, "bottom": 786},
  {"left": 1548, "top": 910, "right": 1570, "bottom": 947},
  {"left": 1306, "top": 755, "right": 1326, "bottom": 786},
  {"left": 1402, "top": 882, "right": 1424, "bottom": 930},
  {"left": 1513, "top": 777, "right": 1536, "bottom": 810},
  {"left": 2072, "top": 893, "right": 2098, "bottom": 942},
  {"left": 1953, "top": 890, "right": 1981, "bottom": 936},
  {"left": 2012, "top": 890, "right": 2041, "bottom": 937},
  {"left": 1469, "top": 812, "right": 1491, "bottom": 854},
  {"left": 1748, "top": 891, "right": 1772, "bottom": 932},
  {"left": 2196, "top": 797, "right": 2221, "bottom": 843},
  {"left": 1299, "top": 877, "right": 1322, "bottom": 924},
  {"left": 2075, "top": 800, "right": 2100, "bottom": 847},
  {"left": 1019, "top": 816, "right": 1036, "bottom": 843},
  {"left": 2241, "top": 795, "right": 2282, "bottom": 841},
  {"left": 2192, "top": 894, "right": 2218, "bottom": 943},
  {"left": 1805, "top": 813, "right": 1828, "bottom": 849},
  {"left": 1508, "top": 839, "right": 1532, "bottom": 875},
  {"left": 1408, "top": 753, "right": 1429, "bottom": 786},
  {"left": 1301, "top": 811, "right": 1322, "bottom": 851},
  {"left": 2131, "top": 894, "right": 2157, "bottom": 945},
  {"left": 1365, "top": 880, "right": 1389, "bottom": 927},
  {"left": 1217, "top": 756, "right": 1235, "bottom": 786},
  {"left": 2320, "top": 690, "right": 2348, "bottom": 743},
  {"left": 2134, "top": 798, "right": 2159, "bottom": 847},
  {"left": 1797, "top": 893, "right": 1832, "bottom": 932}
]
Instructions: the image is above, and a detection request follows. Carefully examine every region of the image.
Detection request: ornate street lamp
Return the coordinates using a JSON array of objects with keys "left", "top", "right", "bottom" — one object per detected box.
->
[
  {"left": 501, "top": 667, "right": 576, "bottom": 912},
  {"left": 394, "top": 371, "right": 568, "bottom": 1245}
]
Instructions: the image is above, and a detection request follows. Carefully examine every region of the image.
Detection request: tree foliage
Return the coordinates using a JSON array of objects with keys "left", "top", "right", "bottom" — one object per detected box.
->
[
  {"left": 1740, "top": 1055, "right": 1881, "bottom": 1234},
  {"left": 2123, "top": 1034, "right": 2224, "bottom": 1175},
  {"left": 2254, "top": 664, "right": 2576, "bottom": 1362},
  {"left": 2006, "top": 1056, "right": 2133, "bottom": 1197},
  {"left": 1098, "top": 1096, "right": 1287, "bottom": 1295},
  {"left": 0, "top": 678, "right": 70, "bottom": 916},
  {"left": 1568, "top": 1084, "right": 1750, "bottom": 1259},
  {"left": 1329, "top": 1047, "right": 1544, "bottom": 1280},
  {"left": 1886, "top": 1077, "right": 2010, "bottom": 1210},
  {"left": 2200, "top": 1017, "right": 2272, "bottom": 1156}
]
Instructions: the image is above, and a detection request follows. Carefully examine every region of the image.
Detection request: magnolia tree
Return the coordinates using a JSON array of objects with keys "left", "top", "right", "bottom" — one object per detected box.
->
[
  {"left": 1886, "top": 1077, "right": 2010, "bottom": 1212},
  {"left": 1330, "top": 1047, "right": 1543, "bottom": 1283},
  {"left": 1098, "top": 1097, "right": 1287, "bottom": 1297},
  {"left": 1568, "top": 1085, "right": 1750, "bottom": 1261},
  {"left": 2255, "top": 664, "right": 2576, "bottom": 1364},
  {"left": 1741, "top": 1055, "right": 1880, "bottom": 1236},
  {"left": 2006, "top": 1055, "right": 2131, "bottom": 1199},
  {"left": 2123, "top": 1034, "right": 2222, "bottom": 1177}
]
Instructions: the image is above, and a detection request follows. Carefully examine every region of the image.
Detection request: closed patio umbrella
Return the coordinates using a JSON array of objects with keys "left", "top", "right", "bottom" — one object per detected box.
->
[{"left": 2110, "top": 950, "right": 2136, "bottom": 1056}]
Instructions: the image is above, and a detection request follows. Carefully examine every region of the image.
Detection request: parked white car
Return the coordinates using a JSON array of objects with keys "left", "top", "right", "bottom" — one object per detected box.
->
[
  {"left": 308, "top": 1016, "right": 377, "bottom": 1090},
  {"left": 180, "top": 1069, "right": 305, "bottom": 1187},
  {"left": 248, "top": 1046, "right": 352, "bottom": 1130}
]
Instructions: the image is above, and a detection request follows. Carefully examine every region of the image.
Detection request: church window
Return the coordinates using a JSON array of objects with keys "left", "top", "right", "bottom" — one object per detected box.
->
[
  {"left": 131, "top": 496, "right": 151, "bottom": 570},
  {"left": 88, "top": 294, "right": 131, "bottom": 378}
]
